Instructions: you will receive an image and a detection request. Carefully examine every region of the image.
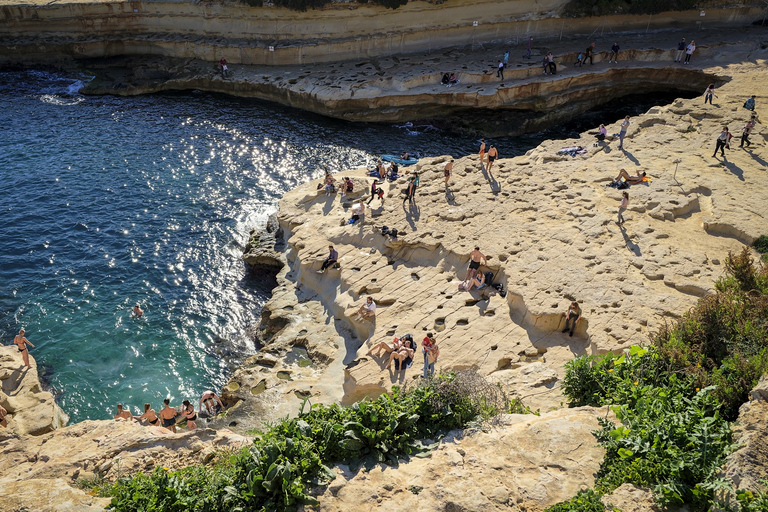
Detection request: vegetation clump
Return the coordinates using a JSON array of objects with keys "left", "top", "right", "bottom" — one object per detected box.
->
[
  {"left": 550, "top": 247, "right": 768, "bottom": 511},
  {"left": 99, "top": 371, "right": 520, "bottom": 511}
]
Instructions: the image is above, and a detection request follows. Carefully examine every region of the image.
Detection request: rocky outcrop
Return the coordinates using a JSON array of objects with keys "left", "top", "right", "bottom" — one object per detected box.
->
[
  {"left": 0, "top": 346, "right": 68, "bottom": 436},
  {"left": 243, "top": 213, "right": 285, "bottom": 272},
  {"left": 313, "top": 407, "right": 611, "bottom": 511},
  {"left": 601, "top": 484, "right": 661, "bottom": 512}
]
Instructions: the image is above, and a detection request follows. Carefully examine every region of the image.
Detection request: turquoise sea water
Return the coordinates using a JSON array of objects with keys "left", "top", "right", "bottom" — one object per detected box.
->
[{"left": 0, "top": 71, "right": 509, "bottom": 422}]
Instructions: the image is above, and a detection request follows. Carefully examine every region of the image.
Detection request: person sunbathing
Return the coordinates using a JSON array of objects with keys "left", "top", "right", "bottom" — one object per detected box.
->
[
  {"left": 367, "top": 336, "right": 402, "bottom": 357},
  {"left": 449, "top": 73, "right": 458, "bottom": 85},
  {"left": 460, "top": 271, "right": 485, "bottom": 291},
  {"left": 615, "top": 169, "right": 646, "bottom": 184},
  {"left": 386, "top": 342, "right": 415, "bottom": 370}
]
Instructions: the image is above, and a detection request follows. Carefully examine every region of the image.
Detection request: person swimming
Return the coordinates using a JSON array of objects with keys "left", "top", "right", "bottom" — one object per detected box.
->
[{"left": 132, "top": 304, "right": 143, "bottom": 318}]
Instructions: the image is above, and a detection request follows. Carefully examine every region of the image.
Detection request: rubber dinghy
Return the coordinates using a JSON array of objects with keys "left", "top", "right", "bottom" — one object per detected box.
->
[{"left": 381, "top": 154, "right": 419, "bottom": 166}]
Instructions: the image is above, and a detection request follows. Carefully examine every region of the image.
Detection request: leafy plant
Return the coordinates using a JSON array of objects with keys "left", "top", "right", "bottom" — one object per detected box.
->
[
  {"left": 546, "top": 489, "right": 605, "bottom": 511},
  {"left": 753, "top": 235, "right": 768, "bottom": 254}
]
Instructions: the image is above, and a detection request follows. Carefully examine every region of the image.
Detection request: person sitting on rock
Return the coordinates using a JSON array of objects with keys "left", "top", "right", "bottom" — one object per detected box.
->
[
  {"left": 114, "top": 403, "right": 134, "bottom": 421},
  {"left": 449, "top": 73, "right": 458, "bottom": 85},
  {"left": 355, "top": 296, "right": 377, "bottom": 320},
  {"left": 323, "top": 175, "right": 336, "bottom": 196},
  {"left": 614, "top": 169, "right": 647, "bottom": 184},
  {"left": 367, "top": 335, "right": 402, "bottom": 358},
  {"left": 388, "top": 162, "right": 400, "bottom": 181},
  {"left": 135, "top": 403, "right": 160, "bottom": 426},
  {"left": 159, "top": 398, "right": 177, "bottom": 433},
  {"left": 562, "top": 302, "right": 582, "bottom": 337},
  {"left": 340, "top": 177, "right": 353, "bottom": 198},
  {"left": 349, "top": 200, "right": 365, "bottom": 225},
  {"left": 460, "top": 271, "right": 485, "bottom": 292},
  {"left": 317, "top": 245, "right": 339, "bottom": 274},
  {"left": 596, "top": 124, "right": 608, "bottom": 141},
  {"left": 744, "top": 95, "right": 756, "bottom": 111},
  {"left": 199, "top": 390, "right": 225, "bottom": 417},
  {"left": 441, "top": 73, "right": 450, "bottom": 85},
  {"left": 181, "top": 400, "right": 197, "bottom": 430}
]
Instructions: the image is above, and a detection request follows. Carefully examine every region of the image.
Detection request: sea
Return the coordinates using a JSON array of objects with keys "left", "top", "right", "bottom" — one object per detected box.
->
[{"left": 0, "top": 70, "right": 693, "bottom": 422}]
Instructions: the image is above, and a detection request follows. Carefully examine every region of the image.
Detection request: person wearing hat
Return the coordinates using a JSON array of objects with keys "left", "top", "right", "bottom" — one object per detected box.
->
[{"left": 422, "top": 333, "right": 440, "bottom": 379}]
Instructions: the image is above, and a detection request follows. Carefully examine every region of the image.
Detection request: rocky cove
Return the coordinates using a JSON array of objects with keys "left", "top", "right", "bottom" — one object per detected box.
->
[{"left": 2, "top": 0, "right": 768, "bottom": 509}]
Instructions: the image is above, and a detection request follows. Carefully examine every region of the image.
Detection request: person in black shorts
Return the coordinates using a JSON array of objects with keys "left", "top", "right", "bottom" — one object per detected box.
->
[
  {"left": 487, "top": 146, "right": 498, "bottom": 174},
  {"left": 464, "top": 246, "right": 487, "bottom": 281},
  {"left": 159, "top": 398, "right": 177, "bottom": 433}
]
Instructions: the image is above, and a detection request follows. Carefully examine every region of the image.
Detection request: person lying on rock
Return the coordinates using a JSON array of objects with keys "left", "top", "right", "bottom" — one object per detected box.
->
[
  {"left": 562, "top": 302, "right": 582, "bottom": 337},
  {"left": 135, "top": 403, "right": 160, "bottom": 426},
  {"left": 114, "top": 403, "right": 134, "bottom": 421},
  {"left": 317, "top": 245, "right": 338, "bottom": 274},
  {"left": 199, "top": 390, "right": 225, "bottom": 417},
  {"left": 387, "top": 338, "right": 416, "bottom": 370},
  {"left": 159, "top": 398, "right": 177, "bottom": 433},
  {"left": 367, "top": 335, "right": 402, "bottom": 358},
  {"left": 614, "top": 169, "right": 647, "bottom": 184},
  {"left": 355, "top": 296, "right": 377, "bottom": 320}
]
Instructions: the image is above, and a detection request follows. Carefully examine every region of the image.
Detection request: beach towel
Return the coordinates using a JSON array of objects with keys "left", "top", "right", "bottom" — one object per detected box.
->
[{"left": 557, "top": 146, "right": 588, "bottom": 157}]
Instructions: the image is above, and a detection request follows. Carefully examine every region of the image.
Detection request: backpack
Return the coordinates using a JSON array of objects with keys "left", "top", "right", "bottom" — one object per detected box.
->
[{"left": 484, "top": 271, "right": 495, "bottom": 286}]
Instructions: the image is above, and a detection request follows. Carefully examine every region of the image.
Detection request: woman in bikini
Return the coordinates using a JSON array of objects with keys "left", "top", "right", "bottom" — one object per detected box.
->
[
  {"left": 13, "top": 329, "right": 35, "bottom": 368},
  {"left": 367, "top": 336, "right": 402, "bottom": 358},
  {"left": 386, "top": 339, "right": 415, "bottom": 370},
  {"left": 135, "top": 403, "right": 160, "bottom": 426},
  {"left": 181, "top": 400, "right": 197, "bottom": 430},
  {"left": 159, "top": 398, "right": 177, "bottom": 433}
]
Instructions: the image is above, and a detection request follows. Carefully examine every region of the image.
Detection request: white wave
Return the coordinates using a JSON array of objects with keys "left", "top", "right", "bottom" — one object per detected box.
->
[{"left": 39, "top": 94, "right": 85, "bottom": 106}]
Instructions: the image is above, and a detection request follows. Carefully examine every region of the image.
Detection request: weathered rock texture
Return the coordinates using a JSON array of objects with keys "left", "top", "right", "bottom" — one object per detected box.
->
[
  {"left": 311, "top": 407, "right": 611, "bottom": 511},
  {"left": 0, "top": 345, "right": 68, "bottom": 436}
]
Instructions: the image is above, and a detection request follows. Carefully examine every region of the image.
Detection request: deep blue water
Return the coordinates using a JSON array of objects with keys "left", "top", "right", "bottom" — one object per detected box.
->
[{"left": 0, "top": 71, "right": 521, "bottom": 422}]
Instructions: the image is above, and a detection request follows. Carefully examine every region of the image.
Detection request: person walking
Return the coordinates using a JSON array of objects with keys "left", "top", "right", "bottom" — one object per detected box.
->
[
  {"left": 618, "top": 191, "right": 629, "bottom": 225},
  {"left": 684, "top": 41, "right": 695, "bottom": 64},
  {"left": 712, "top": 126, "right": 732, "bottom": 158},
  {"left": 487, "top": 145, "right": 499, "bottom": 174},
  {"left": 741, "top": 115, "right": 756, "bottom": 148},
  {"left": 13, "top": 328, "right": 35, "bottom": 368},
  {"left": 367, "top": 179, "right": 380, "bottom": 205},
  {"left": 675, "top": 38, "right": 686, "bottom": 62},
  {"left": 704, "top": 83, "right": 716, "bottom": 105},
  {"left": 478, "top": 139, "right": 486, "bottom": 169},
  {"left": 585, "top": 42, "right": 595, "bottom": 65},
  {"left": 403, "top": 176, "right": 416, "bottom": 205},
  {"left": 609, "top": 42, "right": 620, "bottom": 63},
  {"left": 497, "top": 60, "right": 504, "bottom": 80},
  {"left": 524, "top": 36, "right": 533, "bottom": 59},
  {"left": 503, "top": 50, "right": 509, "bottom": 65},
  {"left": 618, "top": 115, "right": 630, "bottom": 150}
]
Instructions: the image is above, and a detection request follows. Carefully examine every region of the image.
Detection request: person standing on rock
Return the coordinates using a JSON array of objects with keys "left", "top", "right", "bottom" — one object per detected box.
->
[
  {"left": 585, "top": 42, "right": 595, "bottom": 65},
  {"left": 503, "top": 50, "right": 509, "bottom": 65},
  {"left": 618, "top": 191, "right": 629, "bottom": 225},
  {"left": 13, "top": 328, "right": 35, "bottom": 369},
  {"left": 181, "top": 400, "right": 197, "bottom": 430},
  {"left": 713, "top": 127, "right": 732, "bottom": 158},
  {"left": 220, "top": 58, "right": 228, "bottom": 78},
  {"left": 608, "top": 42, "right": 620, "bottom": 63},
  {"left": 478, "top": 139, "right": 486, "bottom": 169},
  {"left": 674, "top": 38, "right": 686, "bottom": 62},
  {"left": 465, "top": 246, "right": 487, "bottom": 281},
  {"left": 546, "top": 52, "right": 556, "bottom": 75},
  {"left": 199, "top": 390, "right": 225, "bottom": 417},
  {"left": 524, "top": 36, "right": 533, "bottom": 59},
  {"left": 684, "top": 41, "right": 695, "bottom": 64},
  {"left": 618, "top": 115, "right": 630, "bottom": 151},
  {"left": 497, "top": 60, "right": 505, "bottom": 80},
  {"left": 159, "top": 398, "right": 177, "bottom": 433},
  {"left": 487, "top": 145, "right": 499, "bottom": 174},
  {"left": 561, "top": 302, "right": 582, "bottom": 337},
  {"left": 114, "top": 403, "right": 134, "bottom": 421},
  {"left": 741, "top": 115, "right": 756, "bottom": 149},
  {"left": 704, "top": 84, "right": 717, "bottom": 105},
  {"left": 422, "top": 333, "right": 440, "bottom": 379},
  {"left": 367, "top": 179, "right": 383, "bottom": 206},
  {"left": 444, "top": 159, "right": 453, "bottom": 187},
  {"left": 403, "top": 176, "right": 416, "bottom": 206},
  {"left": 317, "top": 245, "right": 339, "bottom": 273}
]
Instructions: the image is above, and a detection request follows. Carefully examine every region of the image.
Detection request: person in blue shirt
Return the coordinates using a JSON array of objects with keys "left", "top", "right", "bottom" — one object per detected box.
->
[
  {"left": 609, "top": 42, "right": 620, "bottom": 63},
  {"left": 318, "top": 245, "right": 339, "bottom": 273}
]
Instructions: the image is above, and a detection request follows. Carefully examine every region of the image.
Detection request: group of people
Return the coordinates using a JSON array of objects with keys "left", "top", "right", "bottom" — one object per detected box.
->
[
  {"left": 712, "top": 111, "right": 758, "bottom": 157},
  {"left": 114, "top": 391, "right": 225, "bottom": 433},
  {"left": 366, "top": 332, "right": 440, "bottom": 378},
  {"left": 673, "top": 38, "right": 696, "bottom": 64},
  {"left": 477, "top": 139, "right": 499, "bottom": 172},
  {"left": 440, "top": 72, "right": 459, "bottom": 86}
]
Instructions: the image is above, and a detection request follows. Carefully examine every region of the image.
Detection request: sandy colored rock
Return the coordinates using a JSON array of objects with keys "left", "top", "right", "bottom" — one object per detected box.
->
[
  {"left": 0, "top": 346, "right": 68, "bottom": 436},
  {"left": 0, "top": 478, "right": 111, "bottom": 512},
  {"left": 312, "top": 407, "right": 610, "bottom": 511},
  {"left": 601, "top": 483, "right": 661, "bottom": 512}
]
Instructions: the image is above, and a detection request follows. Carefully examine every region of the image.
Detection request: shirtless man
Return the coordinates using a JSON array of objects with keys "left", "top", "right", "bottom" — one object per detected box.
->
[
  {"left": 487, "top": 146, "right": 499, "bottom": 174},
  {"left": 13, "top": 329, "right": 35, "bottom": 368},
  {"left": 444, "top": 159, "right": 453, "bottom": 186},
  {"left": 199, "top": 390, "right": 225, "bottom": 417},
  {"left": 132, "top": 304, "right": 143, "bottom": 318},
  {"left": 464, "top": 247, "right": 487, "bottom": 281},
  {"left": 114, "top": 403, "right": 134, "bottom": 421},
  {"left": 614, "top": 169, "right": 646, "bottom": 184},
  {"left": 159, "top": 398, "right": 177, "bottom": 433},
  {"left": 478, "top": 139, "right": 486, "bottom": 169}
]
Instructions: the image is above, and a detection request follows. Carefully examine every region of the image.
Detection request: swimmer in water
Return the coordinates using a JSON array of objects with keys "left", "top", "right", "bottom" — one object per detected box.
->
[
  {"left": 132, "top": 304, "right": 143, "bottom": 318},
  {"left": 13, "top": 328, "right": 35, "bottom": 368}
]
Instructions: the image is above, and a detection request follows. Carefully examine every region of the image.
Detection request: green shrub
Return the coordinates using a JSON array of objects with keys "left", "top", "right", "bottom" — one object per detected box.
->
[
  {"left": 754, "top": 235, "right": 768, "bottom": 254},
  {"left": 546, "top": 489, "right": 605, "bottom": 511}
]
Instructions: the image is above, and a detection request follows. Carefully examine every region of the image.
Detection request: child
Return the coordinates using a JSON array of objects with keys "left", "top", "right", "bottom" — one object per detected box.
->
[{"left": 618, "top": 191, "right": 629, "bottom": 225}]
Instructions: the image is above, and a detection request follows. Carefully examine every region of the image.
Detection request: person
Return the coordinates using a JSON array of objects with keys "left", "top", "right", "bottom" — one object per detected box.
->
[
  {"left": 444, "top": 159, "right": 453, "bottom": 186},
  {"left": 741, "top": 115, "right": 756, "bottom": 148},
  {"left": 159, "top": 398, "right": 177, "bottom": 433},
  {"left": 317, "top": 245, "right": 339, "bottom": 273},
  {"left": 615, "top": 169, "right": 647, "bottom": 184},
  {"left": 497, "top": 60, "right": 504, "bottom": 80},
  {"left": 684, "top": 40, "right": 695, "bottom": 64},
  {"left": 585, "top": 42, "right": 595, "bottom": 65},
  {"left": 448, "top": 73, "right": 458, "bottom": 85},
  {"left": 460, "top": 271, "right": 485, "bottom": 292},
  {"left": 464, "top": 246, "right": 487, "bottom": 281},
  {"left": 356, "top": 296, "right": 377, "bottom": 320},
  {"left": 596, "top": 124, "right": 608, "bottom": 141},
  {"left": 478, "top": 139, "right": 486, "bottom": 168},
  {"left": 524, "top": 36, "right": 533, "bottom": 59},
  {"left": 412, "top": 171, "right": 420, "bottom": 188},
  {"left": 401, "top": 151, "right": 410, "bottom": 160},
  {"left": 618, "top": 191, "right": 629, "bottom": 225},
  {"left": 349, "top": 199, "right": 365, "bottom": 224},
  {"left": 367, "top": 336, "right": 402, "bottom": 357},
  {"left": 132, "top": 304, "right": 143, "bottom": 318},
  {"left": 713, "top": 127, "right": 732, "bottom": 158},
  {"left": 422, "top": 333, "right": 439, "bottom": 379},
  {"left": 744, "top": 95, "right": 756, "bottom": 111},
  {"left": 575, "top": 52, "right": 583, "bottom": 67},
  {"left": 13, "top": 328, "right": 35, "bottom": 368},
  {"left": 546, "top": 52, "right": 556, "bottom": 75},
  {"left": 0, "top": 403, "right": 7, "bottom": 428},
  {"left": 674, "top": 38, "right": 686, "bottom": 62},
  {"left": 618, "top": 115, "right": 630, "bottom": 150},
  {"left": 323, "top": 174, "right": 336, "bottom": 196},
  {"left": 503, "top": 50, "right": 509, "bottom": 64},
  {"left": 561, "top": 302, "right": 582, "bottom": 337},
  {"left": 388, "top": 163, "right": 400, "bottom": 181},
  {"left": 114, "top": 403, "right": 134, "bottom": 421},
  {"left": 441, "top": 72, "right": 450, "bottom": 85},
  {"left": 608, "top": 42, "right": 620, "bottom": 63},
  {"left": 403, "top": 176, "right": 416, "bottom": 205},
  {"left": 340, "top": 177, "right": 353, "bottom": 198},
  {"left": 487, "top": 145, "right": 498, "bottom": 174},
  {"left": 542, "top": 55, "right": 549, "bottom": 75},
  {"left": 386, "top": 337, "right": 416, "bottom": 370},
  {"left": 367, "top": 179, "right": 381, "bottom": 205},
  {"left": 135, "top": 403, "right": 160, "bottom": 426},
  {"left": 376, "top": 161, "right": 386, "bottom": 179},
  {"left": 181, "top": 400, "right": 197, "bottom": 430},
  {"left": 704, "top": 84, "right": 716, "bottom": 105},
  {"left": 220, "top": 58, "right": 228, "bottom": 78},
  {"left": 199, "top": 390, "right": 225, "bottom": 417}
]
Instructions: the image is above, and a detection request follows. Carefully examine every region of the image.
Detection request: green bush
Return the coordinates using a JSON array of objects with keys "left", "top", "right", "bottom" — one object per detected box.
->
[
  {"left": 546, "top": 489, "right": 605, "bottom": 511},
  {"left": 754, "top": 235, "right": 768, "bottom": 254}
]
